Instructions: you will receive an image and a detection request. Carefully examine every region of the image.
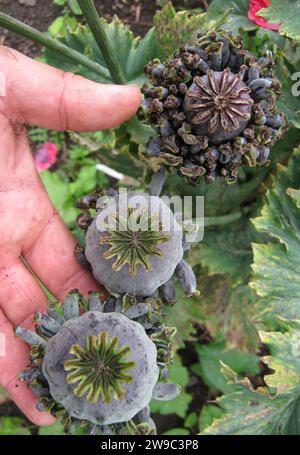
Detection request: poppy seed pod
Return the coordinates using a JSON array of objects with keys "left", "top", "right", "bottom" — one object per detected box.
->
[
  {"left": 140, "top": 31, "right": 286, "bottom": 185},
  {"left": 84, "top": 191, "right": 184, "bottom": 296},
  {"left": 15, "top": 292, "right": 179, "bottom": 435},
  {"left": 42, "top": 312, "right": 158, "bottom": 425}
]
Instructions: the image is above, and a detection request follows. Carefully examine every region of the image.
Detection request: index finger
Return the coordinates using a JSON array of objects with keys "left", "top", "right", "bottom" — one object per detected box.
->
[{"left": 0, "top": 47, "right": 141, "bottom": 131}]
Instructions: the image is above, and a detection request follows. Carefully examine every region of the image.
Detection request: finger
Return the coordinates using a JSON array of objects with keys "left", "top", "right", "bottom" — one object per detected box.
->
[
  {"left": 0, "top": 47, "right": 141, "bottom": 131},
  {"left": 23, "top": 211, "right": 105, "bottom": 301},
  {"left": 0, "top": 259, "right": 48, "bottom": 326},
  {"left": 0, "top": 307, "right": 55, "bottom": 426}
]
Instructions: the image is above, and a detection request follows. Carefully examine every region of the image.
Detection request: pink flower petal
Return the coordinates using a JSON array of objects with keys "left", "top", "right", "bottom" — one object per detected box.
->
[
  {"left": 34, "top": 142, "right": 58, "bottom": 172},
  {"left": 248, "top": 0, "right": 281, "bottom": 31}
]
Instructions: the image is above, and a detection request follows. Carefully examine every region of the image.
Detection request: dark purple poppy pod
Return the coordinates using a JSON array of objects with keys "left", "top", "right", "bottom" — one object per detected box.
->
[
  {"left": 183, "top": 69, "right": 254, "bottom": 144},
  {"left": 140, "top": 30, "right": 286, "bottom": 185}
]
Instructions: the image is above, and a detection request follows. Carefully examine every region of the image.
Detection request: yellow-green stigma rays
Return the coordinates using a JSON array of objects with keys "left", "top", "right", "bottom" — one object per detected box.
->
[
  {"left": 100, "top": 208, "right": 170, "bottom": 276},
  {"left": 64, "top": 332, "right": 135, "bottom": 404}
]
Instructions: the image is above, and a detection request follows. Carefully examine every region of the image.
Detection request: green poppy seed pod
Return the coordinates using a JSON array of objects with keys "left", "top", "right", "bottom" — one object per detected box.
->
[
  {"left": 85, "top": 192, "right": 183, "bottom": 296},
  {"left": 42, "top": 312, "right": 159, "bottom": 425}
]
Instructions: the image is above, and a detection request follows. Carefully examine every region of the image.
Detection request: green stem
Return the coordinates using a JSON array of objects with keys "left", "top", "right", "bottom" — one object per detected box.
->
[
  {"left": 77, "top": 0, "right": 126, "bottom": 84},
  {"left": 204, "top": 211, "right": 244, "bottom": 227},
  {"left": 0, "top": 12, "right": 110, "bottom": 80}
]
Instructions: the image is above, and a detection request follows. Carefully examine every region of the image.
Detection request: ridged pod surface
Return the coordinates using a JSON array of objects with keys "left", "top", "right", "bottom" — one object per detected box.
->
[
  {"left": 85, "top": 192, "right": 183, "bottom": 296},
  {"left": 42, "top": 312, "right": 159, "bottom": 425}
]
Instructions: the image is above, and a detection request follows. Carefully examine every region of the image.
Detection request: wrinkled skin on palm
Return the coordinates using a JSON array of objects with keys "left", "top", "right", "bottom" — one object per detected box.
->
[
  {"left": 140, "top": 30, "right": 286, "bottom": 185},
  {"left": 85, "top": 192, "right": 184, "bottom": 296}
]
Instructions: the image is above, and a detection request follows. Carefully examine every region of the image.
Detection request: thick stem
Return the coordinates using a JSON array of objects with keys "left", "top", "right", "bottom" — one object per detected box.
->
[
  {"left": 77, "top": 0, "right": 126, "bottom": 84},
  {"left": 185, "top": 210, "right": 245, "bottom": 232},
  {"left": 0, "top": 12, "right": 110, "bottom": 80},
  {"left": 204, "top": 210, "right": 243, "bottom": 227}
]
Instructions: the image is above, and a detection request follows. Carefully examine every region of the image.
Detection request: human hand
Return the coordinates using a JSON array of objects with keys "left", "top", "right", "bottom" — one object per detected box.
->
[{"left": 0, "top": 47, "right": 141, "bottom": 426}]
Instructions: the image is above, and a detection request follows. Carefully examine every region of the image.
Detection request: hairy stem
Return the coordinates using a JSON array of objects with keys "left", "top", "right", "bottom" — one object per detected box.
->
[
  {"left": 77, "top": 0, "right": 126, "bottom": 84},
  {"left": 0, "top": 12, "right": 110, "bottom": 80}
]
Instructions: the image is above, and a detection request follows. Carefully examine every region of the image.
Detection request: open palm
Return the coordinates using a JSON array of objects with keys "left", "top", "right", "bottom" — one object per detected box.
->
[{"left": 0, "top": 46, "right": 140, "bottom": 425}]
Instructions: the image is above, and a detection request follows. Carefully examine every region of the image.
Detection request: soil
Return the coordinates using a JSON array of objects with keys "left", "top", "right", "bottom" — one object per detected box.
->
[
  {"left": 0, "top": 0, "right": 159, "bottom": 57},
  {"left": 0, "top": 0, "right": 61, "bottom": 57},
  {"left": 0, "top": 0, "right": 209, "bottom": 57}
]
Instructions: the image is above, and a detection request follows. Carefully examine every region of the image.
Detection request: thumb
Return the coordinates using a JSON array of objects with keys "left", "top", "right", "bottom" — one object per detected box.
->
[{"left": 0, "top": 46, "right": 141, "bottom": 131}]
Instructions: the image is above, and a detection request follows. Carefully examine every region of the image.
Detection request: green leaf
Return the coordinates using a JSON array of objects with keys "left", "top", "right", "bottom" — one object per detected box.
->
[
  {"left": 190, "top": 217, "right": 257, "bottom": 283},
  {"left": 199, "top": 405, "right": 223, "bottom": 433},
  {"left": 251, "top": 147, "right": 300, "bottom": 324},
  {"left": 0, "top": 417, "right": 31, "bottom": 435},
  {"left": 164, "top": 284, "right": 205, "bottom": 347},
  {"left": 45, "top": 16, "right": 160, "bottom": 85},
  {"left": 277, "top": 58, "right": 300, "bottom": 129},
  {"left": 39, "top": 422, "right": 66, "bottom": 435},
  {"left": 69, "top": 162, "right": 98, "bottom": 197},
  {"left": 262, "top": 330, "right": 300, "bottom": 376},
  {"left": 184, "top": 412, "right": 197, "bottom": 429},
  {"left": 192, "top": 341, "right": 260, "bottom": 393},
  {"left": 218, "top": 285, "right": 259, "bottom": 350},
  {"left": 41, "top": 171, "right": 78, "bottom": 225},
  {"left": 151, "top": 390, "right": 192, "bottom": 419},
  {"left": 202, "top": 329, "right": 300, "bottom": 435},
  {"left": 260, "top": 330, "right": 300, "bottom": 392},
  {"left": 125, "top": 117, "right": 155, "bottom": 145},
  {"left": 258, "top": 0, "right": 300, "bottom": 41},
  {"left": 48, "top": 16, "right": 66, "bottom": 36},
  {"left": 207, "top": 0, "right": 256, "bottom": 33},
  {"left": 196, "top": 277, "right": 259, "bottom": 350},
  {"left": 151, "top": 355, "right": 192, "bottom": 418},
  {"left": 125, "top": 27, "right": 162, "bottom": 85},
  {"left": 153, "top": 2, "right": 207, "bottom": 57},
  {"left": 163, "top": 428, "right": 190, "bottom": 435},
  {"left": 68, "top": 0, "right": 82, "bottom": 16},
  {"left": 202, "top": 375, "right": 300, "bottom": 435}
]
